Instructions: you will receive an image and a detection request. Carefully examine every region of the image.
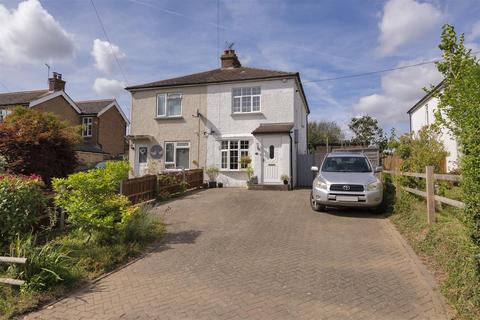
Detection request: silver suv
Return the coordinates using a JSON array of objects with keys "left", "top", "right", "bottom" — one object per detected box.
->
[{"left": 310, "top": 152, "right": 383, "bottom": 212}]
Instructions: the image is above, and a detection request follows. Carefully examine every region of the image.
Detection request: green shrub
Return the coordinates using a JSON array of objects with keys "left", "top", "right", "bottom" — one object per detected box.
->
[
  {"left": 52, "top": 161, "right": 132, "bottom": 240},
  {"left": 7, "top": 234, "right": 79, "bottom": 292},
  {"left": 123, "top": 206, "right": 164, "bottom": 244},
  {"left": 0, "top": 175, "right": 47, "bottom": 247},
  {"left": 434, "top": 24, "right": 480, "bottom": 246}
]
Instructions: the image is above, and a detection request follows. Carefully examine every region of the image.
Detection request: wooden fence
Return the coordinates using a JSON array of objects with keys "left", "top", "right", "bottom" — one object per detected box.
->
[
  {"left": 385, "top": 166, "right": 463, "bottom": 224},
  {"left": 120, "top": 175, "right": 157, "bottom": 204},
  {"left": 120, "top": 169, "right": 204, "bottom": 204},
  {"left": 0, "top": 256, "right": 27, "bottom": 286}
]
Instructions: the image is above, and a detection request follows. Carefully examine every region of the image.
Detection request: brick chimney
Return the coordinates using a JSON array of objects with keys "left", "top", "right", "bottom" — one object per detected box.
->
[
  {"left": 221, "top": 49, "right": 241, "bottom": 68},
  {"left": 48, "top": 72, "right": 66, "bottom": 91}
]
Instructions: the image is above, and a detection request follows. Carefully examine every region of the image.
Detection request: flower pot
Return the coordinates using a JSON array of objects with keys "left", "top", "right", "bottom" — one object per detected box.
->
[
  {"left": 283, "top": 180, "right": 288, "bottom": 185},
  {"left": 217, "top": 182, "right": 224, "bottom": 188},
  {"left": 208, "top": 181, "right": 217, "bottom": 188}
]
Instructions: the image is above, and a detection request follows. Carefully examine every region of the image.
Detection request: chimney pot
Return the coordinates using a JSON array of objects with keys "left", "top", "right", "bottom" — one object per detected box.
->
[
  {"left": 49, "top": 72, "right": 66, "bottom": 91},
  {"left": 221, "top": 49, "right": 241, "bottom": 69}
]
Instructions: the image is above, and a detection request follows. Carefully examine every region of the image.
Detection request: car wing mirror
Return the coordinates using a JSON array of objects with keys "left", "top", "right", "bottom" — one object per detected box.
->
[
  {"left": 311, "top": 166, "right": 319, "bottom": 172},
  {"left": 374, "top": 166, "right": 383, "bottom": 173}
]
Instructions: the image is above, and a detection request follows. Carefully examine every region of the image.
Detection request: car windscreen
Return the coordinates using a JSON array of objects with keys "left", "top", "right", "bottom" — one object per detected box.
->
[{"left": 321, "top": 156, "right": 372, "bottom": 173}]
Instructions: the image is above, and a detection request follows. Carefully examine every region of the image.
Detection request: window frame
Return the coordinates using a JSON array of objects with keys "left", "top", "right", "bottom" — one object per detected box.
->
[
  {"left": 82, "top": 117, "right": 93, "bottom": 137},
  {"left": 231, "top": 86, "right": 261, "bottom": 114},
  {"left": 156, "top": 93, "right": 183, "bottom": 118},
  {"left": 220, "top": 139, "right": 250, "bottom": 170},
  {"left": 0, "top": 108, "right": 10, "bottom": 123},
  {"left": 164, "top": 141, "right": 190, "bottom": 169}
]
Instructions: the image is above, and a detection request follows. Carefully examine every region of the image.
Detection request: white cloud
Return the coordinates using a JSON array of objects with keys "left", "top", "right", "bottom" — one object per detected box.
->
[
  {"left": 353, "top": 60, "right": 443, "bottom": 128},
  {"left": 91, "top": 39, "right": 126, "bottom": 75},
  {"left": 93, "top": 78, "right": 126, "bottom": 97},
  {"left": 0, "top": 0, "right": 74, "bottom": 64},
  {"left": 377, "top": 0, "right": 443, "bottom": 56}
]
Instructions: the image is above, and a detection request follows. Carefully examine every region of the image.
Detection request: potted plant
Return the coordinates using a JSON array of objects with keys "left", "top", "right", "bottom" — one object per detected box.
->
[
  {"left": 246, "top": 166, "right": 254, "bottom": 185},
  {"left": 240, "top": 155, "right": 252, "bottom": 168},
  {"left": 217, "top": 182, "right": 224, "bottom": 188},
  {"left": 206, "top": 166, "right": 220, "bottom": 188},
  {"left": 281, "top": 174, "right": 290, "bottom": 185}
]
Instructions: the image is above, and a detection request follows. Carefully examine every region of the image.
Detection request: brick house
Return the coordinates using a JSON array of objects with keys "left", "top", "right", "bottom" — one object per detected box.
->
[{"left": 0, "top": 73, "right": 129, "bottom": 164}]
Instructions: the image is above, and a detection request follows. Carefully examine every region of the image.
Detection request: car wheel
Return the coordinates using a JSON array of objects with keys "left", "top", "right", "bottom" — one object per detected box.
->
[
  {"left": 370, "top": 201, "right": 386, "bottom": 215},
  {"left": 311, "top": 192, "right": 325, "bottom": 212}
]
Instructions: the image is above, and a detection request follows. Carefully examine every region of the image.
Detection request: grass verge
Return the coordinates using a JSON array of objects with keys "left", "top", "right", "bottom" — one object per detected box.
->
[
  {"left": 389, "top": 189, "right": 480, "bottom": 319},
  {"left": 0, "top": 207, "right": 164, "bottom": 319}
]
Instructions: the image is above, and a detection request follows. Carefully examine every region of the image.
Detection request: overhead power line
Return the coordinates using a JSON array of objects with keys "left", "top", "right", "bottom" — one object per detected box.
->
[
  {"left": 304, "top": 50, "right": 480, "bottom": 84},
  {"left": 0, "top": 80, "right": 9, "bottom": 91},
  {"left": 90, "top": 0, "right": 129, "bottom": 84}
]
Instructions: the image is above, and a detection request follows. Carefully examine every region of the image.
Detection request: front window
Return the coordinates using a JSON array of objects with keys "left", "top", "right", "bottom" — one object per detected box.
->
[
  {"left": 0, "top": 108, "right": 10, "bottom": 123},
  {"left": 221, "top": 140, "right": 249, "bottom": 170},
  {"left": 322, "top": 156, "right": 372, "bottom": 173},
  {"left": 165, "top": 141, "right": 190, "bottom": 169},
  {"left": 82, "top": 117, "right": 92, "bottom": 137},
  {"left": 157, "top": 93, "right": 182, "bottom": 117},
  {"left": 232, "top": 87, "right": 261, "bottom": 113}
]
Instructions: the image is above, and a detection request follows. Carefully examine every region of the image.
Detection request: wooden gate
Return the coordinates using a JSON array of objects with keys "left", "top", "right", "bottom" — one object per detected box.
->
[{"left": 297, "top": 154, "right": 315, "bottom": 187}]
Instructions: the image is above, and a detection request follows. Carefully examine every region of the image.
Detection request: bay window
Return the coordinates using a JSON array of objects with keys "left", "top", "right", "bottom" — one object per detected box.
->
[
  {"left": 221, "top": 140, "right": 250, "bottom": 170},
  {"left": 165, "top": 141, "right": 190, "bottom": 169},
  {"left": 232, "top": 87, "right": 261, "bottom": 113},
  {"left": 157, "top": 93, "right": 182, "bottom": 117}
]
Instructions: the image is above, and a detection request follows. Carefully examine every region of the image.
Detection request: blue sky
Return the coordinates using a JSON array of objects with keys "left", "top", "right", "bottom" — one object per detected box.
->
[{"left": 1, "top": 0, "right": 480, "bottom": 135}]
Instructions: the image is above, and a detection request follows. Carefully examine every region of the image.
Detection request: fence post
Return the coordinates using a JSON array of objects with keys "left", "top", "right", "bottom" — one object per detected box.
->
[
  {"left": 59, "top": 209, "right": 65, "bottom": 231},
  {"left": 426, "top": 166, "right": 435, "bottom": 224},
  {"left": 395, "top": 166, "right": 401, "bottom": 198}
]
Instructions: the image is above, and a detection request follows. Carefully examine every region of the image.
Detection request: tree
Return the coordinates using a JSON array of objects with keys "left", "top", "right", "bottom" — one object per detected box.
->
[
  {"left": 348, "top": 115, "right": 387, "bottom": 150},
  {"left": 0, "top": 107, "right": 80, "bottom": 184},
  {"left": 433, "top": 24, "right": 480, "bottom": 244},
  {"left": 307, "top": 120, "right": 344, "bottom": 150}
]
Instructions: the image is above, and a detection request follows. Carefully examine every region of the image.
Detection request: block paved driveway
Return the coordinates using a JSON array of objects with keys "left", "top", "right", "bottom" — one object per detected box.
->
[{"left": 27, "top": 189, "right": 450, "bottom": 320}]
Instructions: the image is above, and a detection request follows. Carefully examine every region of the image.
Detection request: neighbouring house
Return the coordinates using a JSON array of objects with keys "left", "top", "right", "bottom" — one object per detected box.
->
[
  {"left": 407, "top": 80, "right": 459, "bottom": 172},
  {"left": 0, "top": 72, "right": 129, "bottom": 164},
  {"left": 126, "top": 49, "right": 309, "bottom": 187}
]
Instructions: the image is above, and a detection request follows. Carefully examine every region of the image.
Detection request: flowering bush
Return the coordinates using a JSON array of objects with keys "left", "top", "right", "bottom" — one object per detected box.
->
[{"left": 0, "top": 174, "right": 47, "bottom": 247}]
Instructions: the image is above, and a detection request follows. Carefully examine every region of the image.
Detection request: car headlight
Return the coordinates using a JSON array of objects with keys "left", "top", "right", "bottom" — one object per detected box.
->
[
  {"left": 367, "top": 180, "right": 382, "bottom": 191},
  {"left": 316, "top": 179, "right": 327, "bottom": 190}
]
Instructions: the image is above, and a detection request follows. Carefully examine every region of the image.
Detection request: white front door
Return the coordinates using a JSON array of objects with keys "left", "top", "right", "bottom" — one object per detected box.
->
[
  {"left": 262, "top": 136, "right": 281, "bottom": 184},
  {"left": 135, "top": 145, "right": 148, "bottom": 176}
]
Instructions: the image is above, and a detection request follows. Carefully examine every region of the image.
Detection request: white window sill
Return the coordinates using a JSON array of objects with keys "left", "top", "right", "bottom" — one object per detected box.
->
[
  {"left": 155, "top": 116, "right": 183, "bottom": 120},
  {"left": 220, "top": 168, "right": 248, "bottom": 172},
  {"left": 231, "top": 111, "right": 262, "bottom": 115}
]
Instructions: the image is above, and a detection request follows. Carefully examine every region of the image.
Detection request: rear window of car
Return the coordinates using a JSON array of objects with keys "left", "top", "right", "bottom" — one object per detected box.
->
[{"left": 322, "top": 156, "right": 371, "bottom": 173}]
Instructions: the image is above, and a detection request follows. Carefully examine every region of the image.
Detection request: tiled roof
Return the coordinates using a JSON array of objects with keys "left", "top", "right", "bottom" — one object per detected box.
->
[
  {"left": 252, "top": 122, "right": 294, "bottom": 134},
  {"left": 0, "top": 89, "right": 50, "bottom": 106},
  {"left": 125, "top": 67, "right": 298, "bottom": 90},
  {"left": 74, "top": 141, "right": 107, "bottom": 154},
  {"left": 76, "top": 99, "right": 114, "bottom": 114}
]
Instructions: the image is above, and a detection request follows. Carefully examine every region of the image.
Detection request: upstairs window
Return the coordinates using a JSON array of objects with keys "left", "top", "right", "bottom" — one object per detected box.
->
[
  {"left": 221, "top": 140, "right": 249, "bottom": 170},
  {"left": 82, "top": 117, "right": 92, "bottom": 137},
  {"left": 232, "top": 87, "right": 261, "bottom": 113},
  {"left": 157, "top": 93, "right": 182, "bottom": 117}
]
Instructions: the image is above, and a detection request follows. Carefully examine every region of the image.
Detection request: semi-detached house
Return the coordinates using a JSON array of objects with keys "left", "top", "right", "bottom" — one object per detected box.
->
[
  {"left": 126, "top": 49, "right": 309, "bottom": 187},
  {"left": 0, "top": 73, "right": 129, "bottom": 164}
]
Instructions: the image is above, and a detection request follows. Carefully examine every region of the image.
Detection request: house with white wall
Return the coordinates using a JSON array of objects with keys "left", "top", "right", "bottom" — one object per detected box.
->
[
  {"left": 126, "top": 49, "right": 309, "bottom": 187},
  {"left": 407, "top": 80, "right": 459, "bottom": 172}
]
